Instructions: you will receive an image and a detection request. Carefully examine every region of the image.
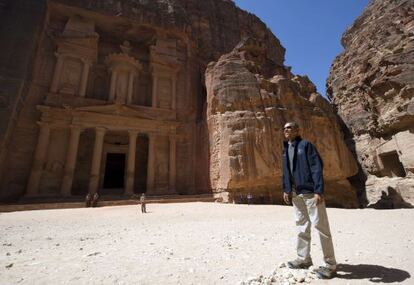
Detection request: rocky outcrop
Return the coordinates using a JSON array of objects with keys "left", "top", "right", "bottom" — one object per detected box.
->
[
  {"left": 206, "top": 38, "right": 359, "bottom": 207},
  {"left": 327, "top": 0, "right": 414, "bottom": 207},
  {"left": 53, "top": 0, "right": 285, "bottom": 67}
]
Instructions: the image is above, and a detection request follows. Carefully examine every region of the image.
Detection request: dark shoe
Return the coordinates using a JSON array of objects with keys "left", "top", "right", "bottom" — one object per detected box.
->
[
  {"left": 314, "top": 266, "right": 336, "bottom": 279},
  {"left": 287, "top": 259, "right": 313, "bottom": 269}
]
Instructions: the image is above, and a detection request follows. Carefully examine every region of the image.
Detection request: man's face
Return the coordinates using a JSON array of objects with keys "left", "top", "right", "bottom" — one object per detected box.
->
[{"left": 283, "top": 123, "right": 299, "bottom": 141}]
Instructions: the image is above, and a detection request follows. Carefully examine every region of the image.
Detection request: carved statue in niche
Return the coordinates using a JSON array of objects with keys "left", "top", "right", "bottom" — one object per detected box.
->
[
  {"left": 106, "top": 41, "right": 142, "bottom": 104},
  {"left": 60, "top": 58, "right": 82, "bottom": 95},
  {"left": 120, "top": 41, "right": 132, "bottom": 55},
  {"left": 45, "top": 160, "right": 64, "bottom": 174},
  {"left": 158, "top": 77, "right": 172, "bottom": 109},
  {"left": 115, "top": 70, "right": 129, "bottom": 104}
]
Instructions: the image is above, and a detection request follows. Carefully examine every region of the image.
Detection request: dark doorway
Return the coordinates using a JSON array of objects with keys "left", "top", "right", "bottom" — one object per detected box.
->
[
  {"left": 380, "top": 151, "right": 406, "bottom": 178},
  {"left": 103, "top": 153, "right": 126, "bottom": 189}
]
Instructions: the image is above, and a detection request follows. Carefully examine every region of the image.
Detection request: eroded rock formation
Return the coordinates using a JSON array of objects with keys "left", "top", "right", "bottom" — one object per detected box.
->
[
  {"left": 327, "top": 0, "right": 414, "bottom": 207},
  {"left": 206, "top": 38, "right": 359, "bottom": 207}
]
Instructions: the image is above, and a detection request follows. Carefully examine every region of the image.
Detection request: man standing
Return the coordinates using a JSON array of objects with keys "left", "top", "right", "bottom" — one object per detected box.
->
[
  {"left": 282, "top": 121, "right": 337, "bottom": 279},
  {"left": 140, "top": 193, "right": 147, "bottom": 213}
]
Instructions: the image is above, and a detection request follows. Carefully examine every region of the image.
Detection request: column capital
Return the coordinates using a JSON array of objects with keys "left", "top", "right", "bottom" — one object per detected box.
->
[
  {"left": 54, "top": 52, "right": 65, "bottom": 59},
  {"left": 128, "top": 130, "right": 139, "bottom": 137},
  {"left": 69, "top": 125, "right": 84, "bottom": 132},
  {"left": 95, "top": 127, "right": 107, "bottom": 134},
  {"left": 37, "top": 121, "right": 50, "bottom": 128},
  {"left": 81, "top": 59, "right": 93, "bottom": 66}
]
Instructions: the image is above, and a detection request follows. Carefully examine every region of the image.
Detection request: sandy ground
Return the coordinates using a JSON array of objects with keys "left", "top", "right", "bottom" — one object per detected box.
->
[{"left": 0, "top": 202, "right": 413, "bottom": 285}]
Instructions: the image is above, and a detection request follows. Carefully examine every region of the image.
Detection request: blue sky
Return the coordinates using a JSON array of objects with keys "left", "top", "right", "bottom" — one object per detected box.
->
[{"left": 233, "top": 0, "right": 369, "bottom": 97}]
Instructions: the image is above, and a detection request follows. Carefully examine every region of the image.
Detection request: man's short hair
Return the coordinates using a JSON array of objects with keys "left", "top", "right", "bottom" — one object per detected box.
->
[{"left": 284, "top": 121, "right": 299, "bottom": 129}]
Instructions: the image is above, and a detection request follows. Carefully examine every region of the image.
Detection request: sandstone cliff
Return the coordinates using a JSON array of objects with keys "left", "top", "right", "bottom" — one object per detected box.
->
[
  {"left": 327, "top": 0, "right": 414, "bottom": 207},
  {"left": 206, "top": 38, "right": 359, "bottom": 207},
  {"left": 0, "top": 0, "right": 361, "bottom": 207},
  {"left": 53, "top": 0, "right": 285, "bottom": 67}
]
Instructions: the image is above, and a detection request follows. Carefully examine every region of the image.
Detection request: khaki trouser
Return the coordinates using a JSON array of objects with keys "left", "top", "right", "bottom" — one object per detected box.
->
[{"left": 292, "top": 193, "right": 337, "bottom": 269}]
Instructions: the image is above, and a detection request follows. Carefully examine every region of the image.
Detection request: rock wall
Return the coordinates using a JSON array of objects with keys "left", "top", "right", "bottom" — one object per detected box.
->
[
  {"left": 327, "top": 0, "right": 414, "bottom": 207},
  {"left": 0, "top": 0, "right": 362, "bottom": 207},
  {"left": 0, "top": 0, "right": 47, "bottom": 201},
  {"left": 206, "top": 38, "right": 359, "bottom": 207},
  {"left": 53, "top": 0, "right": 285, "bottom": 68},
  {"left": 0, "top": 0, "right": 286, "bottom": 201}
]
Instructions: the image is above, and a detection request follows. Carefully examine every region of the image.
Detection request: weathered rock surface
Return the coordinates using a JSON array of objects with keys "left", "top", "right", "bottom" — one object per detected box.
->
[
  {"left": 206, "top": 38, "right": 359, "bottom": 207},
  {"left": 327, "top": 0, "right": 414, "bottom": 206},
  {"left": 366, "top": 176, "right": 414, "bottom": 209},
  {"left": 0, "top": 0, "right": 285, "bottom": 201},
  {"left": 52, "top": 0, "right": 285, "bottom": 68}
]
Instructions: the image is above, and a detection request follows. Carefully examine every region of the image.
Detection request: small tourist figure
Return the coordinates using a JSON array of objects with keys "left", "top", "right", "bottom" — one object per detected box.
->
[
  {"left": 140, "top": 193, "right": 147, "bottom": 213},
  {"left": 85, "top": 192, "right": 92, "bottom": 207},
  {"left": 247, "top": 192, "right": 253, "bottom": 205},
  {"left": 85, "top": 192, "right": 99, "bottom": 207},
  {"left": 91, "top": 192, "right": 99, "bottom": 207}
]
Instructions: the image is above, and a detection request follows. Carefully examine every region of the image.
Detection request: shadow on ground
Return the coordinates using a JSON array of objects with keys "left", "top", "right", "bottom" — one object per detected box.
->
[{"left": 336, "top": 264, "right": 410, "bottom": 283}]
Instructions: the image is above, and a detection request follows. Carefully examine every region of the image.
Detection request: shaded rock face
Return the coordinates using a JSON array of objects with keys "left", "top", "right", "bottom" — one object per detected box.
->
[
  {"left": 53, "top": 0, "right": 285, "bottom": 67},
  {"left": 0, "top": 0, "right": 285, "bottom": 201},
  {"left": 327, "top": 0, "right": 414, "bottom": 206},
  {"left": 206, "top": 38, "right": 359, "bottom": 207}
]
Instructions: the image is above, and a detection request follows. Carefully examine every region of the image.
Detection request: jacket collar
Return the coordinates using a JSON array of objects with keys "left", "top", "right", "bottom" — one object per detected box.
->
[{"left": 283, "top": 136, "right": 302, "bottom": 148}]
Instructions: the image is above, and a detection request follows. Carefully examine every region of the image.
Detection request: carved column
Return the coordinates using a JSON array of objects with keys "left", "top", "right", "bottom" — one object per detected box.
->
[
  {"left": 146, "top": 134, "right": 155, "bottom": 194},
  {"left": 60, "top": 126, "right": 82, "bottom": 196},
  {"left": 169, "top": 135, "right": 176, "bottom": 193},
  {"left": 79, "top": 61, "right": 91, "bottom": 97},
  {"left": 109, "top": 70, "right": 117, "bottom": 102},
  {"left": 152, "top": 75, "right": 158, "bottom": 108},
  {"left": 125, "top": 131, "right": 138, "bottom": 195},
  {"left": 127, "top": 72, "right": 135, "bottom": 105},
  {"left": 26, "top": 123, "right": 51, "bottom": 196},
  {"left": 88, "top": 127, "right": 106, "bottom": 194},
  {"left": 50, "top": 54, "right": 65, "bottom": 93}
]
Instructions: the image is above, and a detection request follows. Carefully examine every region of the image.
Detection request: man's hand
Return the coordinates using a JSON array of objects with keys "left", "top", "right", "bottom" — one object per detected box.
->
[
  {"left": 314, "top": 193, "right": 323, "bottom": 205},
  {"left": 283, "top": 192, "right": 291, "bottom": 205}
]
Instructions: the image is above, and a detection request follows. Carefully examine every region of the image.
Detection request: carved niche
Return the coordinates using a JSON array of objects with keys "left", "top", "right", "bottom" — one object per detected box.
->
[
  {"left": 150, "top": 38, "right": 181, "bottom": 110},
  {"left": 50, "top": 17, "right": 99, "bottom": 97},
  {"left": 105, "top": 41, "right": 142, "bottom": 105}
]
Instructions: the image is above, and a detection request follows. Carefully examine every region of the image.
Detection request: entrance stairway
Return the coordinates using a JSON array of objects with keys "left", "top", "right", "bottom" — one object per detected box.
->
[{"left": 0, "top": 194, "right": 217, "bottom": 212}]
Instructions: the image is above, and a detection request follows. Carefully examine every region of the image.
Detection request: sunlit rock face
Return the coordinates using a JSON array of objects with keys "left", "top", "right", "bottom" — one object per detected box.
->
[
  {"left": 206, "top": 38, "right": 359, "bottom": 207},
  {"left": 327, "top": 0, "right": 414, "bottom": 207}
]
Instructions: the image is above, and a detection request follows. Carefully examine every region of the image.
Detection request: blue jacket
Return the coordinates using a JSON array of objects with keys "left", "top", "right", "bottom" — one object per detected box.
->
[{"left": 282, "top": 137, "right": 324, "bottom": 195}]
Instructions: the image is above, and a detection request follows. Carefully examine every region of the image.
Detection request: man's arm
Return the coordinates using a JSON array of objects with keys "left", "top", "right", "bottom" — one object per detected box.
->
[
  {"left": 307, "top": 142, "right": 324, "bottom": 204},
  {"left": 282, "top": 150, "right": 291, "bottom": 205}
]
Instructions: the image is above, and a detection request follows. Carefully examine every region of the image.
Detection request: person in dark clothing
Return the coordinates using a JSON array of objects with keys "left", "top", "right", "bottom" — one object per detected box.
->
[
  {"left": 140, "top": 193, "right": 147, "bottom": 213},
  {"left": 282, "top": 121, "right": 337, "bottom": 279},
  {"left": 85, "top": 192, "right": 99, "bottom": 207}
]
